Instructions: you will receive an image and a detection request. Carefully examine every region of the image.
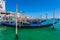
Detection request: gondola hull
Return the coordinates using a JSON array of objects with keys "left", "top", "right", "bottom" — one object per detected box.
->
[{"left": 1, "top": 19, "right": 59, "bottom": 28}]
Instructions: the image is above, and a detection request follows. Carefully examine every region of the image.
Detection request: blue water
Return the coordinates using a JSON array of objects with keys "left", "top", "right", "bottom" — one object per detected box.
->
[{"left": 52, "top": 21, "right": 60, "bottom": 30}]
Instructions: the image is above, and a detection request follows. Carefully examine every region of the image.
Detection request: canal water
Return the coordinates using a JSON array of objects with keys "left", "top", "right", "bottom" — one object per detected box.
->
[{"left": 0, "top": 22, "right": 60, "bottom": 40}]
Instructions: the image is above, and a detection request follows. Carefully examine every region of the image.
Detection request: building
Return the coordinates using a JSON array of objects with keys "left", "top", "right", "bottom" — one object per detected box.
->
[
  {"left": 0, "top": 0, "right": 5, "bottom": 12},
  {"left": 0, "top": 0, "right": 32, "bottom": 22}
]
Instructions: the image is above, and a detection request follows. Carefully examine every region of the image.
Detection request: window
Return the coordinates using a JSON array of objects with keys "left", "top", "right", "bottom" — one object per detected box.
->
[{"left": 0, "top": 5, "right": 2, "bottom": 8}]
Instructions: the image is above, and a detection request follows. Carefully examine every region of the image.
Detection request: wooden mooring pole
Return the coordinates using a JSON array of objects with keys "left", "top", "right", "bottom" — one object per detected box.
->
[
  {"left": 15, "top": 4, "right": 18, "bottom": 40},
  {"left": 46, "top": 13, "right": 48, "bottom": 21},
  {"left": 53, "top": 8, "right": 55, "bottom": 29},
  {"left": 40, "top": 15, "right": 42, "bottom": 22}
]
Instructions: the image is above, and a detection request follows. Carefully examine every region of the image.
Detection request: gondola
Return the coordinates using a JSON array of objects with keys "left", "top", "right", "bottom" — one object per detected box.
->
[{"left": 1, "top": 19, "right": 59, "bottom": 28}]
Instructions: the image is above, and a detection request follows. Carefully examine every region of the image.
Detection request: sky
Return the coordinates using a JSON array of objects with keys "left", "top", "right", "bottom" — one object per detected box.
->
[{"left": 6, "top": 0, "right": 60, "bottom": 18}]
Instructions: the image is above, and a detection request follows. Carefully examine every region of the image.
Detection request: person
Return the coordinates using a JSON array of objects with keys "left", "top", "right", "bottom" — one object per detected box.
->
[
  {"left": 3, "top": 15, "right": 7, "bottom": 21},
  {"left": 0, "top": 16, "right": 2, "bottom": 24}
]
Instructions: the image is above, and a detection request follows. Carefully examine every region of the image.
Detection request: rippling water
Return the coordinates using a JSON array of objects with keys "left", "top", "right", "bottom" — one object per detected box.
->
[{"left": 0, "top": 24, "right": 60, "bottom": 40}]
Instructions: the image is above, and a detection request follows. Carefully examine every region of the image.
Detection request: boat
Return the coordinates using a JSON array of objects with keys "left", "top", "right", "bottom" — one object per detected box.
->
[
  {"left": 1, "top": 22, "right": 18, "bottom": 27},
  {"left": 1, "top": 19, "right": 59, "bottom": 28},
  {"left": 20, "top": 19, "right": 59, "bottom": 28}
]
